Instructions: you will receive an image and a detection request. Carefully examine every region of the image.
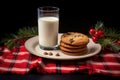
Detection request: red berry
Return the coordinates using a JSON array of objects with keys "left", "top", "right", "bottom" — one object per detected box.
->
[
  {"left": 98, "top": 29, "right": 104, "bottom": 35},
  {"left": 94, "top": 31, "right": 99, "bottom": 38},
  {"left": 89, "top": 29, "right": 96, "bottom": 35},
  {"left": 92, "top": 36, "right": 98, "bottom": 43},
  {"left": 99, "top": 34, "right": 105, "bottom": 38},
  {"left": 117, "top": 40, "right": 120, "bottom": 45}
]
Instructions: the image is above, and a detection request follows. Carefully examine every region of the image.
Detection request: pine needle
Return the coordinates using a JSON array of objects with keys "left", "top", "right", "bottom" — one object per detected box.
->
[
  {"left": 94, "top": 21, "right": 120, "bottom": 52},
  {"left": 104, "top": 27, "right": 120, "bottom": 39},
  {"left": 1, "top": 26, "right": 38, "bottom": 49}
]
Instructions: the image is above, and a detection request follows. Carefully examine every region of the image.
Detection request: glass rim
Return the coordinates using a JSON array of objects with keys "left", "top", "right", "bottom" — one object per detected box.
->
[{"left": 37, "top": 6, "right": 59, "bottom": 12}]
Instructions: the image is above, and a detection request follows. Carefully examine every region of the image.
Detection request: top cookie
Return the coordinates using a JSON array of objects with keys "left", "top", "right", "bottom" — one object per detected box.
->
[{"left": 61, "top": 32, "right": 89, "bottom": 46}]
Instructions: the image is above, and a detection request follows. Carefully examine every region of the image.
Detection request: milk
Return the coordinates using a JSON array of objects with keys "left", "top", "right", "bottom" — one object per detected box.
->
[{"left": 38, "top": 17, "right": 59, "bottom": 48}]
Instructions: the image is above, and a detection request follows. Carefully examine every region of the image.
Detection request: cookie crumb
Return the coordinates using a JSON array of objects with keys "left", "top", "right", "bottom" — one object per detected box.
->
[
  {"left": 43, "top": 52, "right": 48, "bottom": 55},
  {"left": 56, "top": 53, "right": 60, "bottom": 56},
  {"left": 49, "top": 52, "right": 53, "bottom": 56}
]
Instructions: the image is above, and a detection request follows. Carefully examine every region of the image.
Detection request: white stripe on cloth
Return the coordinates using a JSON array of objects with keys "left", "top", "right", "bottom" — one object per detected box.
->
[
  {"left": 45, "top": 67, "right": 75, "bottom": 70},
  {"left": 95, "top": 69, "right": 120, "bottom": 74},
  {"left": 12, "top": 67, "right": 30, "bottom": 72},
  {"left": 39, "top": 62, "right": 75, "bottom": 70},
  {"left": 0, "top": 46, "right": 26, "bottom": 53},
  {"left": 87, "top": 61, "right": 120, "bottom": 66},
  {"left": 1, "top": 48, "right": 10, "bottom": 53},
  {"left": 20, "top": 46, "right": 25, "bottom": 48},
  {"left": 12, "top": 52, "right": 29, "bottom": 55},
  {"left": 0, "top": 56, "right": 39, "bottom": 64},
  {"left": 0, "top": 67, "right": 29, "bottom": 72}
]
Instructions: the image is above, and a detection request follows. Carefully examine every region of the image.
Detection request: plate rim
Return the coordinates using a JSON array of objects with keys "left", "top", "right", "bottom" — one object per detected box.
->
[{"left": 25, "top": 34, "right": 101, "bottom": 60}]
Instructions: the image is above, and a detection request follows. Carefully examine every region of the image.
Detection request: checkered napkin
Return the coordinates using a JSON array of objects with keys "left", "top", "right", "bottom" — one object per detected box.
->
[{"left": 0, "top": 43, "right": 120, "bottom": 76}]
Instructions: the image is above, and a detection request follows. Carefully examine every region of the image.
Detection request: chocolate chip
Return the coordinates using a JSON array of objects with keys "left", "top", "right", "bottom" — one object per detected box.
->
[
  {"left": 69, "top": 38, "right": 74, "bottom": 43},
  {"left": 43, "top": 52, "right": 48, "bottom": 55},
  {"left": 74, "top": 35, "right": 77, "bottom": 37},
  {"left": 56, "top": 53, "right": 60, "bottom": 56},
  {"left": 81, "top": 35, "right": 84, "bottom": 37},
  {"left": 49, "top": 52, "right": 53, "bottom": 56},
  {"left": 77, "top": 35, "right": 80, "bottom": 37}
]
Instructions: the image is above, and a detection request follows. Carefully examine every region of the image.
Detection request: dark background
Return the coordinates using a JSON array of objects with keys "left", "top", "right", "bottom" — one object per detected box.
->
[
  {"left": 0, "top": 1, "right": 120, "bottom": 79},
  {"left": 1, "top": 0, "right": 120, "bottom": 37}
]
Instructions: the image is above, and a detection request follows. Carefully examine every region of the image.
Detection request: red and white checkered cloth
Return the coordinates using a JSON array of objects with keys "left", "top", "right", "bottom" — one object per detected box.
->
[{"left": 0, "top": 43, "right": 120, "bottom": 76}]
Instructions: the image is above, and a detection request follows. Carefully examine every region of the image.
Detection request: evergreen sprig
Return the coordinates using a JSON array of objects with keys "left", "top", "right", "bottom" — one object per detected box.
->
[
  {"left": 104, "top": 27, "right": 120, "bottom": 39},
  {"left": 1, "top": 26, "right": 38, "bottom": 49},
  {"left": 93, "top": 21, "right": 120, "bottom": 52},
  {"left": 95, "top": 21, "right": 104, "bottom": 30}
]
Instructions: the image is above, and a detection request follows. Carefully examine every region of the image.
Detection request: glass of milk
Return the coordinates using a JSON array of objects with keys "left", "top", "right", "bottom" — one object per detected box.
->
[{"left": 37, "top": 6, "right": 59, "bottom": 50}]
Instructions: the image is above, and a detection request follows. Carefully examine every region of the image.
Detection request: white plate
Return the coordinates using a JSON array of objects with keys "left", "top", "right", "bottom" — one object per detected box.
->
[{"left": 25, "top": 34, "right": 101, "bottom": 60}]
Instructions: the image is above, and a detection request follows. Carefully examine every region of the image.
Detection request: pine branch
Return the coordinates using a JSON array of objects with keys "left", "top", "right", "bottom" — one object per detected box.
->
[
  {"left": 104, "top": 27, "right": 120, "bottom": 39},
  {"left": 109, "top": 43, "right": 120, "bottom": 52},
  {"left": 17, "top": 27, "right": 38, "bottom": 39},
  {"left": 98, "top": 38, "right": 111, "bottom": 48},
  {"left": 90, "top": 21, "right": 120, "bottom": 52},
  {"left": 95, "top": 21, "right": 104, "bottom": 30},
  {"left": 99, "top": 38, "right": 120, "bottom": 52},
  {"left": 1, "top": 26, "right": 38, "bottom": 49}
]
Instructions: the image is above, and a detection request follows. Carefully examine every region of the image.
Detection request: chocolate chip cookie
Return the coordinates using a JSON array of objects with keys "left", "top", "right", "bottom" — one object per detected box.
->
[
  {"left": 61, "top": 32, "right": 89, "bottom": 46},
  {"left": 60, "top": 45, "right": 87, "bottom": 53},
  {"left": 60, "top": 41, "right": 86, "bottom": 49},
  {"left": 60, "top": 32, "right": 89, "bottom": 56},
  {"left": 61, "top": 49, "right": 88, "bottom": 56}
]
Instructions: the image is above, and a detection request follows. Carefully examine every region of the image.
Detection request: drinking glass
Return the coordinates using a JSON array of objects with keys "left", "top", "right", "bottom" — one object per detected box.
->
[{"left": 37, "top": 6, "right": 59, "bottom": 50}]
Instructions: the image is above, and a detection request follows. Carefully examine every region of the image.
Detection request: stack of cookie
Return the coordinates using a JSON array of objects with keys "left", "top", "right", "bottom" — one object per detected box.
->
[{"left": 60, "top": 32, "right": 89, "bottom": 56}]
